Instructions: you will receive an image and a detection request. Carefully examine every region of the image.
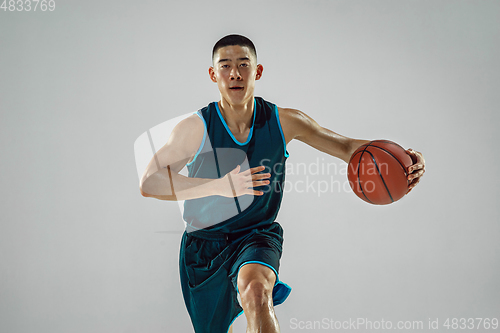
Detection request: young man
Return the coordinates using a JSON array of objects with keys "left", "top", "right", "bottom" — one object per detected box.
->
[{"left": 140, "top": 34, "right": 425, "bottom": 333}]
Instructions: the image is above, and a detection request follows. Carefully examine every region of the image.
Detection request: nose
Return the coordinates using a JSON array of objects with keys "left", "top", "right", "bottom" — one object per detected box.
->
[{"left": 230, "top": 67, "right": 242, "bottom": 80}]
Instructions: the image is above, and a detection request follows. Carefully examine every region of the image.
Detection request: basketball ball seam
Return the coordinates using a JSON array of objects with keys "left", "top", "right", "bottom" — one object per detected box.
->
[
  {"left": 356, "top": 144, "right": 375, "bottom": 204},
  {"left": 364, "top": 149, "right": 394, "bottom": 203},
  {"left": 364, "top": 145, "right": 410, "bottom": 179}
]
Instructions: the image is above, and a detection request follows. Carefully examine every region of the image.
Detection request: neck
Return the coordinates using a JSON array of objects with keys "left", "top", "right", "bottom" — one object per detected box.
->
[{"left": 218, "top": 97, "right": 255, "bottom": 132}]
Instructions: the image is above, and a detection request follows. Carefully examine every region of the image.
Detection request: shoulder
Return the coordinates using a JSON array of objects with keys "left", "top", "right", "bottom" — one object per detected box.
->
[
  {"left": 173, "top": 113, "right": 204, "bottom": 135},
  {"left": 277, "top": 107, "right": 309, "bottom": 123},
  {"left": 278, "top": 107, "right": 316, "bottom": 137},
  {"left": 140, "top": 112, "right": 206, "bottom": 180},
  {"left": 169, "top": 113, "right": 205, "bottom": 151},
  {"left": 180, "top": 112, "right": 205, "bottom": 129},
  {"left": 277, "top": 107, "right": 317, "bottom": 142}
]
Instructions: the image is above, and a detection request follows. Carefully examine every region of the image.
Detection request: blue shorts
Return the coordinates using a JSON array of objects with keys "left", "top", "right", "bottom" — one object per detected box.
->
[{"left": 179, "top": 222, "right": 292, "bottom": 333}]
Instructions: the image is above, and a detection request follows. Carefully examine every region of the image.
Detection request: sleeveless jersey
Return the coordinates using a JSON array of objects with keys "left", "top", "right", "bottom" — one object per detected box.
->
[{"left": 183, "top": 97, "right": 289, "bottom": 234}]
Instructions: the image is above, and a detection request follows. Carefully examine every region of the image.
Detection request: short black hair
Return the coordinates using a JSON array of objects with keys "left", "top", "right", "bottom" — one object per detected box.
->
[{"left": 212, "top": 34, "right": 257, "bottom": 64}]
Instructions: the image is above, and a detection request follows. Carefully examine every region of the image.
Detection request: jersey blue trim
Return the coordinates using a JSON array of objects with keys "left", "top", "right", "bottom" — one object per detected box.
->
[
  {"left": 215, "top": 99, "right": 256, "bottom": 146},
  {"left": 274, "top": 105, "right": 290, "bottom": 158},
  {"left": 186, "top": 111, "right": 207, "bottom": 167}
]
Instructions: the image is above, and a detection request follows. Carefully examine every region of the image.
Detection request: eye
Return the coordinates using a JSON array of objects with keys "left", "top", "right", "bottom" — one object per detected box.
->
[
  {"left": 221, "top": 64, "right": 229, "bottom": 69},
  {"left": 240, "top": 63, "right": 248, "bottom": 67}
]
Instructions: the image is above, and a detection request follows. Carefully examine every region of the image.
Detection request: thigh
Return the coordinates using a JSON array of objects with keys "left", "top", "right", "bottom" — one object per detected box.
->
[
  {"left": 179, "top": 232, "right": 242, "bottom": 333},
  {"left": 230, "top": 224, "right": 284, "bottom": 293}
]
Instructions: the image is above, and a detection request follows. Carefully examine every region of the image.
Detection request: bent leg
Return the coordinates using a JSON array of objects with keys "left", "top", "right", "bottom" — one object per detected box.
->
[{"left": 237, "top": 263, "right": 280, "bottom": 333}]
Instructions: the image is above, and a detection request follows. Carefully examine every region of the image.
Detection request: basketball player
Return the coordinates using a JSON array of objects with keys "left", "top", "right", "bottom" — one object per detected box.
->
[{"left": 140, "top": 34, "right": 425, "bottom": 333}]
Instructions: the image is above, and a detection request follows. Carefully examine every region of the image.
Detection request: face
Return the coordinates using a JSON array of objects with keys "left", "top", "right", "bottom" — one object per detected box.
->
[{"left": 209, "top": 45, "right": 263, "bottom": 106}]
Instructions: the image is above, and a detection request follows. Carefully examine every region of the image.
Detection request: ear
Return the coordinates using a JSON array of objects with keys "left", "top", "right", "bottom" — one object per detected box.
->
[
  {"left": 208, "top": 67, "right": 217, "bottom": 83},
  {"left": 255, "top": 64, "right": 264, "bottom": 80}
]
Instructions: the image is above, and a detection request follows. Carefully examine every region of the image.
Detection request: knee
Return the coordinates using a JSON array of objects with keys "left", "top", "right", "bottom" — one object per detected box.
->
[{"left": 239, "top": 279, "right": 273, "bottom": 310}]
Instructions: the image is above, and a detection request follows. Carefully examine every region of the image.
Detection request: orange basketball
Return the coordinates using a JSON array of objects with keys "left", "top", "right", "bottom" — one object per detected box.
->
[{"left": 347, "top": 140, "right": 413, "bottom": 205}]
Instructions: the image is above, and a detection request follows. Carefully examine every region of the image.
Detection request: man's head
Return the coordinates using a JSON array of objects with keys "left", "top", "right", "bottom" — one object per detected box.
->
[{"left": 209, "top": 34, "right": 263, "bottom": 106}]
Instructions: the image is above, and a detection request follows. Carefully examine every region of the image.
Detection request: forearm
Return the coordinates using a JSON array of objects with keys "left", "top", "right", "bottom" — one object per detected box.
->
[
  {"left": 140, "top": 167, "right": 223, "bottom": 201},
  {"left": 299, "top": 135, "right": 371, "bottom": 164}
]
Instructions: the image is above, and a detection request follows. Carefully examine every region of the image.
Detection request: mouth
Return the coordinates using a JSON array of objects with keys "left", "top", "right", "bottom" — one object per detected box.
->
[{"left": 229, "top": 86, "right": 244, "bottom": 91}]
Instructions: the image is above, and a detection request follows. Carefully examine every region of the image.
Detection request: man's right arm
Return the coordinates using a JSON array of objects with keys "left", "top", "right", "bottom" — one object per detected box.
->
[{"left": 139, "top": 115, "right": 271, "bottom": 201}]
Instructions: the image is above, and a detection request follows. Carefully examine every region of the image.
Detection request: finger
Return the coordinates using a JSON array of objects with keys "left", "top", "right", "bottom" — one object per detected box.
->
[
  {"left": 414, "top": 153, "right": 425, "bottom": 166},
  {"left": 408, "top": 177, "right": 421, "bottom": 189},
  {"left": 408, "top": 164, "right": 425, "bottom": 173},
  {"left": 406, "top": 148, "right": 426, "bottom": 167},
  {"left": 408, "top": 169, "right": 425, "bottom": 181},
  {"left": 241, "top": 186, "right": 265, "bottom": 196},
  {"left": 240, "top": 166, "right": 266, "bottom": 176},
  {"left": 249, "top": 166, "right": 267, "bottom": 174},
  {"left": 406, "top": 148, "right": 416, "bottom": 156},
  {"left": 406, "top": 178, "right": 420, "bottom": 194},
  {"left": 251, "top": 189, "right": 265, "bottom": 196},
  {"left": 251, "top": 180, "right": 270, "bottom": 187},
  {"left": 410, "top": 149, "right": 425, "bottom": 163},
  {"left": 252, "top": 172, "right": 271, "bottom": 180}
]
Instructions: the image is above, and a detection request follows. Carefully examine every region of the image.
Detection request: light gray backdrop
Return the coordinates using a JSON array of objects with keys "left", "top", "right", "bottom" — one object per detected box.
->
[{"left": 1, "top": 1, "right": 499, "bottom": 332}]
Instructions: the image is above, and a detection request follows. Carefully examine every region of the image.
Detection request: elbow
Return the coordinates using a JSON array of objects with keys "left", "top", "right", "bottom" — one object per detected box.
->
[
  {"left": 139, "top": 178, "right": 176, "bottom": 201},
  {"left": 139, "top": 186, "right": 150, "bottom": 198},
  {"left": 139, "top": 176, "right": 154, "bottom": 198},
  {"left": 139, "top": 170, "right": 178, "bottom": 201},
  {"left": 139, "top": 185, "right": 169, "bottom": 200}
]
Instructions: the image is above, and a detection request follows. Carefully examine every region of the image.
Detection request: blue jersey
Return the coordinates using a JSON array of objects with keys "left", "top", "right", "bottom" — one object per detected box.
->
[{"left": 183, "top": 96, "right": 289, "bottom": 234}]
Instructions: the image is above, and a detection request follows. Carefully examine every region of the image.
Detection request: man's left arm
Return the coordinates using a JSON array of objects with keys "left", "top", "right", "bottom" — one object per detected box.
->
[{"left": 278, "top": 107, "right": 425, "bottom": 193}]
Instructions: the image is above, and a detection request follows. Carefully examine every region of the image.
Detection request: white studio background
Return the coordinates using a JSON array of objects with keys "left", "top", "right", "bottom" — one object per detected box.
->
[{"left": 1, "top": 1, "right": 499, "bottom": 333}]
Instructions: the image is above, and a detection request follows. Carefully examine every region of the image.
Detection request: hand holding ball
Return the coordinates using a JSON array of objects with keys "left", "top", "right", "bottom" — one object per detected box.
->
[{"left": 347, "top": 140, "right": 413, "bottom": 205}]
